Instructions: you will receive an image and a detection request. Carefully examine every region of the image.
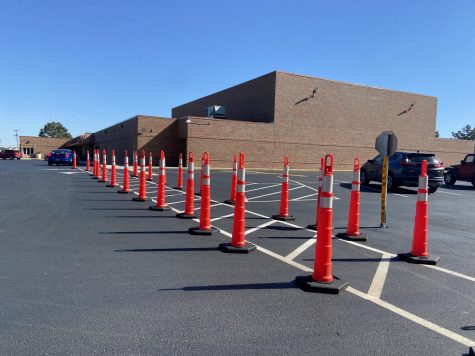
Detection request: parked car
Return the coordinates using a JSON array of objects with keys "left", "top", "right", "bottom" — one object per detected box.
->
[
  {"left": 443, "top": 154, "right": 475, "bottom": 187},
  {"left": 360, "top": 152, "right": 444, "bottom": 193},
  {"left": 0, "top": 149, "right": 22, "bottom": 160},
  {"left": 48, "top": 149, "right": 73, "bottom": 166}
]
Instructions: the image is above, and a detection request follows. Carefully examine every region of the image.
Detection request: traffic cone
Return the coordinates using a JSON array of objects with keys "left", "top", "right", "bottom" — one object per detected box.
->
[
  {"left": 307, "top": 157, "right": 324, "bottom": 230},
  {"left": 336, "top": 157, "right": 367, "bottom": 241},
  {"left": 469, "top": 347, "right": 474, "bottom": 356},
  {"left": 118, "top": 150, "right": 130, "bottom": 194},
  {"left": 98, "top": 149, "right": 108, "bottom": 183},
  {"left": 398, "top": 160, "right": 439, "bottom": 265},
  {"left": 173, "top": 153, "right": 184, "bottom": 190},
  {"left": 224, "top": 155, "right": 237, "bottom": 204},
  {"left": 86, "top": 150, "right": 90, "bottom": 172},
  {"left": 150, "top": 150, "right": 170, "bottom": 211},
  {"left": 72, "top": 150, "right": 77, "bottom": 169},
  {"left": 147, "top": 152, "right": 153, "bottom": 181},
  {"left": 132, "top": 150, "right": 148, "bottom": 201},
  {"left": 176, "top": 152, "right": 197, "bottom": 219},
  {"left": 92, "top": 150, "right": 98, "bottom": 179},
  {"left": 272, "top": 157, "right": 295, "bottom": 221},
  {"left": 219, "top": 153, "right": 256, "bottom": 253},
  {"left": 106, "top": 149, "right": 117, "bottom": 187},
  {"left": 296, "top": 154, "right": 348, "bottom": 294},
  {"left": 132, "top": 151, "right": 138, "bottom": 177},
  {"left": 189, "top": 152, "right": 214, "bottom": 235}
]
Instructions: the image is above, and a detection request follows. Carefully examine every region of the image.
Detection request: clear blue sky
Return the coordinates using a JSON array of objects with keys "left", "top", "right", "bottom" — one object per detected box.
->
[{"left": 1, "top": 0, "right": 474, "bottom": 147}]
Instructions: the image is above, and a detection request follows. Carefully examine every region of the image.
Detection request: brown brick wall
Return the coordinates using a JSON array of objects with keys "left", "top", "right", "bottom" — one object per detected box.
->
[
  {"left": 19, "top": 136, "right": 70, "bottom": 157},
  {"left": 172, "top": 72, "right": 276, "bottom": 123}
]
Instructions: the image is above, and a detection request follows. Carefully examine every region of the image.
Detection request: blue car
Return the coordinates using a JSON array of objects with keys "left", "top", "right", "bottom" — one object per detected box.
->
[{"left": 48, "top": 149, "right": 73, "bottom": 166}]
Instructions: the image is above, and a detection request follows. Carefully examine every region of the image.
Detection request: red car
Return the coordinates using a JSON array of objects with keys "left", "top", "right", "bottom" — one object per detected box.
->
[
  {"left": 0, "top": 149, "right": 22, "bottom": 160},
  {"left": 444, "top": 154, "right": 475, "bottom": 187}
]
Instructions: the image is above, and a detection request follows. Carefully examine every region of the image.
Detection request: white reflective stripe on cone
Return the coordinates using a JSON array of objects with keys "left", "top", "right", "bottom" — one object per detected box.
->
[
  {"left": 233, "top": 162, "right": 238, "bottom": 170},
  {"left": 419, "top": 176, "right": 428, "bottom": 190},
  {"left": 322, "top": 175, "right": 333, "bottom": 193},
  {"left": 124, "top": 156, "right": 128, "bottom": 165},
  {"left": 160, "top": 159, "right": 165, "bottom": 169},
  {"left": 353, "top": 170, "right": 360, "bottom": 182},
  {"left": 352, "top": 182, "right": 360, "bottom": 191},
  {"left": 417, "top": 191, "right": 428, "bottom": 202},
  {"left": 112, "top": 157, "right": 116, "bottom": 165},
  {"left": 103, "top": 155, "right": 106, "bottom": 162},
  {"left": 140, "top": 158, "right": 145, "bottom": 167},
  {"left": 188, "top": 162, "right": 194, "bottom": 180},
  {"left": 237, "top": 184, "right": 245, "bottom": 193},
  {"left": 179, "top": 158, "right": 183, "bottom": 166},
  {"left": 203, "top": 178, "right": 210, "bottom": 185},
  {"left": 320, "top": 196, "right": 333, "bottom": 209},
  {"left": 203, "top": 164, "right": 210, "bottom": 176},
  {"left": 237, "top": 167, "right": 246, "bottom": 182}
]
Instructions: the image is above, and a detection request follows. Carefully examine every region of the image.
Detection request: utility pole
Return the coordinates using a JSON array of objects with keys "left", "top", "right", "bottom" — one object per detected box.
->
[{"left": 13, "top": 130, "right": 19, "bottom": 149}]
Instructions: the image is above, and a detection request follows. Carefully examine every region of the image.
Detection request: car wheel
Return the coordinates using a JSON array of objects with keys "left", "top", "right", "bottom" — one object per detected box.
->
[
  {"left": 428, "top": 186, "right": 438, "bottom": 194},
  {"left": 444, "top": 171, "right": 456, "bottom": 186},
  {"left": 360, "top": 169, "right": 369, "bottom": 185},
  {"left": 387, "top": 174, "right": 396, "bottom": 192},
  {"left": 471, "top": 174, "right": 475, "bottom": 188}
]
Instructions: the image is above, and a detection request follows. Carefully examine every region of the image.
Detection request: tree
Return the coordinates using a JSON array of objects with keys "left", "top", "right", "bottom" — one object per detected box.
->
[
  {"left": 39, "top": 122, "right": 72, "bottom": 139},
  {"left": 451, "top": 124, "right": 475, "bottom": 140}
]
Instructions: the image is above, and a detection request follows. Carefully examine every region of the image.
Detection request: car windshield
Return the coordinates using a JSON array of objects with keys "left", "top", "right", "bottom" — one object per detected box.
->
[
  {"left": 407, "top": 153, "right": 440, "bottom": 164},
  {"left": 52, "top": 150, "right": 70, "bottom": 154}
]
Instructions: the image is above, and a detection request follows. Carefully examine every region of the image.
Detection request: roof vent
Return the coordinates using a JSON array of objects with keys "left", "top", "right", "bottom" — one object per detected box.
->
[{"left": 207, "top": 105, "right": 225, "bottom": 118}]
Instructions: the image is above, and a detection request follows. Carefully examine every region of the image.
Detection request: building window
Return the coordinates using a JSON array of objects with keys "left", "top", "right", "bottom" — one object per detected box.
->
[{"left": 23, "top": 147, "right": 34, "bottom": 155}]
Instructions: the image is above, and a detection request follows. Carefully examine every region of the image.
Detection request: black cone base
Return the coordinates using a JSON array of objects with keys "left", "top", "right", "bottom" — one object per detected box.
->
[
  {"left": 176, "top": 212, "right": 196, "bottom": 219},
  {"left": 117, "top": 190, "right": 129, "bottom": 194},
  {"left": 147, "top": 179, "right": 153, "bottom": 182},
  {"left": 224, "top": 199, "right": 235, "bottom": 205},
  {"left": 397, "top": 253, "right": 439, "bottom": 265},
  {"left": 336, "top": 232, "right": 367, "bottom": 242},
  {"left": 295, "top": 275, "right": 347, "bottom": 294},
  {"left": 173, "top": 186, "right": 183, "bottom": 190},
  {"left": 219, "top": 243, "right": 256, "bottom": 254},
  {"left": 195, "top": 192, "right": 201, "bottom": 196},
  {"left": 98, "top": 180, "right": 107, "bottom": 183},
  {"left": 272, "top": 214, "right": 295, "bottom": 221},
  {"left": 132, "top": 197, "right": 148, "bottom": 202},
  {"left": 91, "top": 176, "right": 98, "bottom": 179},
  {"left": 149, "top": 205, "right": 171, "bottom": 211},
  {"left": 468, "top": 347, "right": 474, "bottom": 356},
  {"left": 306, "top": 224, "right": 317, "bottom": 231},
  {"left": 132, "top": 175, "right": 138, "bottom": 178},
  {"left": 106, "top": 184, "right": 117, "bottom": 187},
  {"left": 189, "top": 227, "right": 214, "bottom": 235}
]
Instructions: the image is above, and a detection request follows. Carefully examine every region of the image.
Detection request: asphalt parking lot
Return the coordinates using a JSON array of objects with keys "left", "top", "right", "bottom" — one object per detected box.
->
[{"left": 1, "top": 159, "right": 474, "bottom": 355}]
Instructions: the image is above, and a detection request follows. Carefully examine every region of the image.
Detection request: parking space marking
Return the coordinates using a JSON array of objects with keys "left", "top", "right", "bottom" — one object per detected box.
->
[
  {"left": 346, "top": 287, "right": 475, "bottom": 347},
  {"left": 293, "top": 192, "right": 317, "bottom": 200},
  {"left": 75, "top": 167, "right": 475, "bottom": 348},
  {"left": 245, "top": 220, "right": 277, "bottom": 236},
  {"left": 210, "top": 213, "right": 235, "bottom": 222},
  {"left": 246, "top": 183, "right": 283, "bottom": 193},
  {"left": 247, "top": 186, "right": 305, "bottom": 201},
  {"left": 438, "top": 190, "right": 464, "bottom": 196},
  {"left": 424, "top": 265, "right": 475, "bottom": 283},
  {"left": 291, "top": 179, "right": 341, "bottom": 200},
  {"left": 285, "top": 237, "right": 317, "bottom": 260},
  {"left": 367, "top": 253, "right": 392, "bottom": 298}
]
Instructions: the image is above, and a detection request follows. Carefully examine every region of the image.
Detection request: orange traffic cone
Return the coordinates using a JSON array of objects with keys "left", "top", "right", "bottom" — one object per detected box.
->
[
  {"left": 173, "top": 153, "right": 183, "bottom": 190},
  {"left": 72, "top": 150, "right": 77, "bottom": 169},
  {"left": 307, "top": 157, "right": 324, "bottom": 230},
  {"left": 147, "top": 152, "right": 153, "bottom": 181},
  {"left": 92, "top": 150, "right": 98, "bottom": 178},
  {"left": 176, "top": 152, "right": 196, "bottom": 219},
  {"left": 220, "top": 153, "right": 256, "bottom": 253},
  {"left": 189, "top": 152, "right": 214, "bottom": 235},
  {"left": 398, "top": 160, "right": 439, "bottom": 265},
  {"left": 98, "top": 149, "right": 108, "bottom": 183},
  {"left": 336, "top": 157, "right": 367, "bottom": 241},
  {"left": 224, "top": 155, "right": 237, "bottom": 204},
  {"left": 86, "top": 150, "right": 90, "bottom": 172},
  {"left": 132, "top": 151, "right": 138, "bottom": 177},
  {"left": 106, "top": 149, "right": 117, "bottom": 187},
  {"left": 296, "top": 154, "right": 348, "bottom": 294},
  {"left": 150, "top": 150, "right": 170, "bottom": 211},
  {"left": 272, "top": 157, "right": 295, "bottom": 221},
  {"left": 132, "top": 150, "right": 148, "bottom": 201},
  {"left": 118, "top": 150, "right": 130, "bottom": 194}
]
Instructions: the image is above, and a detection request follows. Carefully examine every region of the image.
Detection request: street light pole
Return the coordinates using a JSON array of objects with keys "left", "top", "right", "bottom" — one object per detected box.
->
[{"left": 13, "top": 130, "right": 19, "bottom": 149}]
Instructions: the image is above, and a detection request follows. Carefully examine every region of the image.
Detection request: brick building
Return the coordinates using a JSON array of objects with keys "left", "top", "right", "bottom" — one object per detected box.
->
[
  {"left": 19, "top": 136, "right": 70, "bottom": 158},
  {"left": 66, "top": 71, "right": 472, "bottom": 169}
]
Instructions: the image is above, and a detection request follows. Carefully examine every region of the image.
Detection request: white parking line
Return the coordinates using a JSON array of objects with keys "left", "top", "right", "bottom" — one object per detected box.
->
[
  {"left": 247, "top": 186, "right": 305, "bottom": 201},
  {"left": 286, "top": 237, "right": 316, "bottom": 261},
  {"left": 367, "top": 253, "right": 392, "bottom": 299},
  {"left": 246, "top": 183, "right": 283, "bottom": 193},
  {"left": 438, "top": 190, "right": 463, "bottom": 196},
  {"left": 245, "top": 220, "right": 277, "bottom": 236}
]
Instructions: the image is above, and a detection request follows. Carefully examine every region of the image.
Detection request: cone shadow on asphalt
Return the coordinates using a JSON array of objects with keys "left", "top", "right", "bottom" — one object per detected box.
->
[
  {"left": 100, "top": 230, "right": 188, "bottom": 235},
  {"left": 115, "top": 247, "right": 219, "bottom": 252},
  {"left": 303, "top": 257, "right": 399, "bottom": 263},
  {"left": 159, "top": 281, "right": 295, "bottom": 291}
]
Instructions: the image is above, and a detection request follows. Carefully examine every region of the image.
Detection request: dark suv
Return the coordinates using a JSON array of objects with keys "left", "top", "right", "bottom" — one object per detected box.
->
[
  {"left": 444, "top": 154, "right": 475, "bottom": 187},
  {"left": 360, "top": 152, "right": 444, "bottom": 193},
  {"left": 0, "top": 149, "right": 22, "bottom": 160}
]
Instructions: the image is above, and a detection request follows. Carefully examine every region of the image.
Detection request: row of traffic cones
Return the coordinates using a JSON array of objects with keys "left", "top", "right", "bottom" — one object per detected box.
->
[{"left": 85, "top": 148, "right": 439, "bottom": 294}]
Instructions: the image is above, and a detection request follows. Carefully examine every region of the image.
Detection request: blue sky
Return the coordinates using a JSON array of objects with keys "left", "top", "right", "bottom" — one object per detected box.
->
[{"left": 1, "top": 0, "right": 474, "bottom": 147}]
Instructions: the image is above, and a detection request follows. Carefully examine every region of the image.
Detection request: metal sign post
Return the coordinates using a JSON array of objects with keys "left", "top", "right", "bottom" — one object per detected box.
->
[
  {"left": 375, "top": 131, "right": 397, "bottom": 228},
  {"left": 380, "top": 155, "right": 388, "bottom": 227}
]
